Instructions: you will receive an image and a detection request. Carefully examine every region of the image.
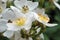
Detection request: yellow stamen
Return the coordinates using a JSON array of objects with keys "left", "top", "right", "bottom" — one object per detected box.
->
[
  {"left": 38, "top": 13, "right": 50, "bottom": 22},
  {"left": 13, "top": 17, "right": 26, "bottom": 26},
  {"left": 22, "top": 5, "right": 29, "bottom": 13}
]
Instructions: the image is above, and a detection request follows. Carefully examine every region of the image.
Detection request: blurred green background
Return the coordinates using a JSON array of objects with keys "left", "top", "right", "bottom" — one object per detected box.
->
[{"left": 0, "top": 0, "right": 60, "bottom": 40}]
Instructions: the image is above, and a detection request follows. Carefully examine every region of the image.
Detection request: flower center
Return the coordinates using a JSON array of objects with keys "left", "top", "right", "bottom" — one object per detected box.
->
[
  {"left": 22, "top": 5, "right": 29, "bottom": 13},
  {"left": 38, "top": 13, "right": 50, "bottom": 22},
  {"left": 0, "top": 7, "right": 2, "bottom": 13},
  {"left": 13, "top": 17, "right": 26, "bottom": 26}
]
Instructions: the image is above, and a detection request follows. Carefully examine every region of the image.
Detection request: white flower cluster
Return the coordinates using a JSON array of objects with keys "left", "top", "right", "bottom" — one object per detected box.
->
[{"left": 0, "top": 0, "right": 58, "bottom": 40}]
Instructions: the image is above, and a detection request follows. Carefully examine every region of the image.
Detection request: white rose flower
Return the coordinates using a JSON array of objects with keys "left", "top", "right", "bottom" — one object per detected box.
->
[
  {"left": 14, "top": 0, "right": 38, "bottom": 14},
  {"left": 2, "top": 9, "right": 34, "bottom": 40},
  {"left": 33, "top": 8, "right": 58, "bottom": 27}
]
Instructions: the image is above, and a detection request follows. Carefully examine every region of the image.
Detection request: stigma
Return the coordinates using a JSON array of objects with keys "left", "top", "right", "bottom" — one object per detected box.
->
[
  {"left": 13, "top": 17, "right": 26, "bottom": 26},
  {"left": 21, "top": 5, "right": 29, "bottom": 13}
]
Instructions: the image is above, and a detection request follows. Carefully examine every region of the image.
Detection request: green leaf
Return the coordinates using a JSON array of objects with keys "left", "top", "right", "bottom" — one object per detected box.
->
[
  {"left": 55, "top": 13, "right": 60, "bottom": 23},
  {"left": 0, "top": 36, "right": 9, "bottom": 40},
  {"left": 51, "top": 30, "right": 60, "bottom": 40},
  {"left": 44, "top": 34, "right": 49, "bottom": 40}
]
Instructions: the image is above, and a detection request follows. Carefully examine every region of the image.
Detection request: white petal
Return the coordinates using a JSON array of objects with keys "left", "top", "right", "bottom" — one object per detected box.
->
[
  {"left": 0, "top": 15, "right": 2, "bottom": 18},
  {"left": 15, "top": 31, "right": 27, "bottom": 40},
  {"left": 3, "top": 30, "right": 14, "bottom": 38},
  {"left": 2, "top": 8, "right": 9, "bottom": 14},
  {"left": 37, "top": 27, "right": 41, "bottom": 33},
  {"left": 10, "top": 6, "right": 24, "bottom": 18},
  {"left": 0, "top": 19, "right": 8, "bottom": 22},
  {"left": 0, "top": 25, "right": 7, "bottom": 32},
  {"left": 0, "top": 19, "right": 7, "bottom": 32},
  {"left": 7, "top": 23, "right": 21, "bottom": 31},
  {"left": 33, "top": 8, "right": 45, "bottom": 14},
  {"left": 2, "top": 3, "right": 6, "bottom": 10},
  {"left": 14, "top": 0, "right": 27, "bottom": 9},
  {"left": 33, "top": 13, "right": 43, "bottom": 23},
  {"left": 0, "top": 0, "right": 6, "bottom": 10},
  {"left": 40, "top": 33, "right": 44, "bottom": 40},
  {"left": 10, "top": 6, "right": 20, "bottom": 13},
  {"left": 27, "top": 1, "right": 38, "bottom": 10},
  {"left": 2, "top": 9, "right": 16, "bottom": 20},
  {"left": 25, "top": 12, "right": 36, "bottom": 22},
  {"left": 14, "top": 31, "right": 20, "bottom": 40},
  {"left": 1, "top": 8, "right": 9, "bottom": 16},
  {"left": 53, "top": 1, "right": 60, "bottom": 10},
  {"left": 44, "top": 23, "right": 58, "bottom": 27},
  {"left": 23, "top": 18, "right": 33, "bottom": 30}
]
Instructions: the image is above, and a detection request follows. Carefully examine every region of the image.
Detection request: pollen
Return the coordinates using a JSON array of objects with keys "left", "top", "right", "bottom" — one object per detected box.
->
[
  {"left": 38, "top": 13, "right": 50, "bottom": 22},
  {"left": 13, "top": 17, "right": 26, "bottom": 26},
  {"left": 22, "top": 5, "right": 29, "bottom": 13}
]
